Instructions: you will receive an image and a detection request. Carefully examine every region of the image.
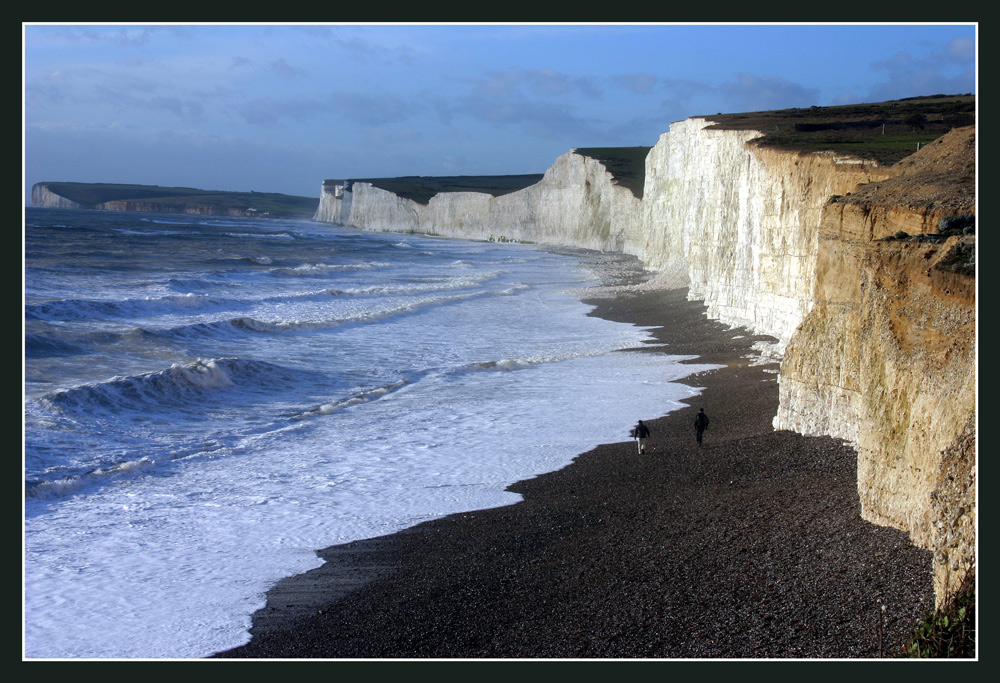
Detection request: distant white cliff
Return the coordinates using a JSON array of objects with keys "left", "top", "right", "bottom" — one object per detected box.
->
[
  {"left": 316, "top": 118, "right": 886, "bottom": 347},
  {"left": 316, "top": 150, "right": 641, "bottom": 253},
  {"left": 31, "top": 184, "right": 85, "bottom": 209}
]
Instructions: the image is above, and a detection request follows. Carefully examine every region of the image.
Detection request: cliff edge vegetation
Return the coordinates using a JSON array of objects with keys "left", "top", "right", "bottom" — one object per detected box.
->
[
  {"left": 31, "top": 182, "right": 319, "bottom": 219},
  {"left": 704, "top": 93, "right": 975, "bottom": 166},
  {"left": 326, "top": 174, "right": 545, "bottom": 206},
  {"left": 324, "top": 146, "right": 651, "bottom": 205},
  {"left": 572, "top": 146, "right": 651, "bottom": 198}
]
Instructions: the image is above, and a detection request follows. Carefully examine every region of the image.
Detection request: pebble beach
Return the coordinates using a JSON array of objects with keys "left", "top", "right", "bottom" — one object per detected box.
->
[{"left": 214, "top": 285, "right": 935, "bottom": 660}]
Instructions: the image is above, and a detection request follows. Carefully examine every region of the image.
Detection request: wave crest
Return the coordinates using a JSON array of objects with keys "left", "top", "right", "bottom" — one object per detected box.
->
[
  {"left": 26, "top": 293, "right": 230, "bottom": 322},
  {"left": 40, "top": 358, "right": 290, "bottom": 414},
  {"left": 26, "top": 457, "right": 158, "bottom": 500}
]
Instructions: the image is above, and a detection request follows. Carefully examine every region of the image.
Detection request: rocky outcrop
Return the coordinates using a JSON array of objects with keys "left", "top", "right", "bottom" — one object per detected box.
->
[{"left": 314, "top": 121, "right": 976, "bottom": 607}]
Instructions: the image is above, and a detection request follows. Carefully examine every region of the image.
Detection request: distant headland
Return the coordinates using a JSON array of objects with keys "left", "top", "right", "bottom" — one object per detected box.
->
[{"left": 30, "top": 182, "right": 319, "bottom": 220}]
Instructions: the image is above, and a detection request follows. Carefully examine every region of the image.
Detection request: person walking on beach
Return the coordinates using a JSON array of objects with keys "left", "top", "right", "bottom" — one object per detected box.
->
[
  {"left": 632, "top": 419, "right": 651, "bottom": 454},
  {"left": 694, "top": 408, "right": 709, "bottom": 445}
]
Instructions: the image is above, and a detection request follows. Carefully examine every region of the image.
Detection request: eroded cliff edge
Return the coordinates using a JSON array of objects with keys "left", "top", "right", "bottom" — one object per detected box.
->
[{"left": 314, "top": 119, "right": 976, "bottom": 607}]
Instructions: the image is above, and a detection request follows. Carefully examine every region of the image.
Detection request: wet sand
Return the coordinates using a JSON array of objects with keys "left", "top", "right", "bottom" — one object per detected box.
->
[{"left": 214, "top": 286, "right": 934, "bottom": 659}]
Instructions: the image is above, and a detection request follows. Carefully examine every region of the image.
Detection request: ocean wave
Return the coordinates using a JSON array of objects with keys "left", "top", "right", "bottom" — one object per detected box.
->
[
  {"left": 25, "top": 292, "right": 233, "bottom": 322},
  {"left": 25, "top": 333, "right": 84, "bottom": 358},
  {"left": 223, "top": 231, "right": 295, "bottom": 240},
  {"left": 272, "top": 261, "right": 395, "bottom": 277},
  {"left": 145, "top": 217, "right": 193, "bottom": 225},
  {"left": 205, "top": 255, "right": 275, "bottom": 266},
  {"left": 153, "top": 290, "right": 500, "bottom": 340},
  {"left": 294, "top": 379, "right": 410, "bottom": 419},
  {"left": 459, "top": 349, "right": 600, "bottom": 374},
  {"left": 166, "top": 275, "right": 229, "bottom": 291},
  {"left": 111, "top": 228, "right": 186, "bottom": 236},
  {"left": 39, "top": 357, "right": 304, "bottom": 415},
  {"left": 26, "top": 457, "right": 159, "bottom": 500},
  {"left": 325, "top": 271, "right": 504, "bottom": 297},
  {"left": 294, "top": 347, "right": 624, "bottom": 421}
]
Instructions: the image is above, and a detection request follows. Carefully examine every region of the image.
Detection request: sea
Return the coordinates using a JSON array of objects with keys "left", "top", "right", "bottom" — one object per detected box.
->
[{"left": 23, "top": 207, "right": 712, "bottom": 659}]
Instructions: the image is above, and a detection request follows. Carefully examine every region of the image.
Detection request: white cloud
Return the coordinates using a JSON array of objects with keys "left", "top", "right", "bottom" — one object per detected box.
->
[
  {"left": 947, "top": 36, "right": 975, "bottom": 64},
  {"left": 613, "top": 73, "right": 658, "bottom": 95},
  {"left": 717, "top": 73, "right": 820, "bottom": 112},
  {"left": 270, "top": 58, "right": 307, "bottom": 79}
]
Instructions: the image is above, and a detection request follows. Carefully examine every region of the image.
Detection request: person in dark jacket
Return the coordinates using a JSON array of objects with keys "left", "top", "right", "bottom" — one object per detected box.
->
[
  {"left": 694, "top": 408, "right": 709, "bottom": 445},
  {"left": 632, "top": 419, "right": 651, "bottom": 454}
]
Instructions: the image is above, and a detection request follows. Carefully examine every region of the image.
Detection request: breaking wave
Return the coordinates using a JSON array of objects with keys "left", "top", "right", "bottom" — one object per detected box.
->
[
  {"left": 150, "top": 289, "right": 510, "bottom": 340},
  {"left": 39, "top": 357, "right": 311, "bottom": 415},
  {"left": 293, "top": 347, "right": 620, "bottom": 421},
  {"left": 26, "top": 293, "right": 235, "bottom": 322}
]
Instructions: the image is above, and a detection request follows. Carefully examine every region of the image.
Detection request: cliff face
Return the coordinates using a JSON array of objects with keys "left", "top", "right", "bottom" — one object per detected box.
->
[
  {"left": 315, "top": 151, "right": 641, "bottom": 252},
  {"left": 94, "top": 200, "right": 266, "bottom": 217},
  {"left": 30, "top": 182, "right": 313, "bottom": 218},
  {"left": 318, "top": 119, "right": 890, "bottom": 346},
  {"left": 775, "top": 127, "right": 976, "bottom": 605},
  {"left": 636, "top": 119, "right": 894, "bottom": 345},
  {"left": 32, "top": 183, "right": 84, "bottom": 209},
  {"left": 314, "top": 122, "right": 976, "bottom": 606}
]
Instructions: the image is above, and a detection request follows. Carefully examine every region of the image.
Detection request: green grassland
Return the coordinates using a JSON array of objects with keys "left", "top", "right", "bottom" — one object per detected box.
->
[
  {"left": 326, "top": 149, "right": 651, "bottom": 204},
  {"left": 39, "top": 182, "right": 319, "bottom": 219},
  {"left": 704, "top": 93, "right": 975, "bottom": 166},
  {"left": 572, "top": 146, "right": 652, "bottom": 198},
  {"left": 325, "top": 174, "right": 545, "bottom": 206}
]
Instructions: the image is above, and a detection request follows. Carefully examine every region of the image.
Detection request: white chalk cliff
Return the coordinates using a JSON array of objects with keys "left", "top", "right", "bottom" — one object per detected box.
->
[
  {"left": 317, "top": 118, "right": 889, "bottom": 345},
  {"left": 314, "top": 117, "right": 976, "bottom": 606},
  {"left": 31, "top": 184, "right": 85, "bottom": 209},
  {"left": 316, "top": 151, "right": 641, "bottom": 253}
]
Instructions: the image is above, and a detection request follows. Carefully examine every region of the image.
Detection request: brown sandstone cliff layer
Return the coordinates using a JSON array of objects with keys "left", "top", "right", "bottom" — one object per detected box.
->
[{"left": 777, "top": 126, "right": 975, "bottom": 606}]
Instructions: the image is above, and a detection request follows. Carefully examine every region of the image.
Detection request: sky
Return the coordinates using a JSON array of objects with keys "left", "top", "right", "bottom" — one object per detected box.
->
[{"left": 23, "top": 22, "right": 977, "bottom": 203}]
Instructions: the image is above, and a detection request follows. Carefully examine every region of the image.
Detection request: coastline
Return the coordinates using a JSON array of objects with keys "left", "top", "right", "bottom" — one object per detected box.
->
[{"left": 214, "top": 282, "right": 935, "bottom": 659}]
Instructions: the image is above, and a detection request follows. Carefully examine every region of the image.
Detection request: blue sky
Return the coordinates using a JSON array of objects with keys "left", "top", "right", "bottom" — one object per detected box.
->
[{"left": 23, "top": 22, "right": 976, "bottom": 202}]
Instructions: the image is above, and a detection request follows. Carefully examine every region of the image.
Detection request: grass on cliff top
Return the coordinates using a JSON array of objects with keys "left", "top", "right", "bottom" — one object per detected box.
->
[
  {"left": 326, "top": 174, "right": 545, "bottom": 205},
  {"left": 325, "top": 147, "right": 652, "bottom": 205},
  {"left": 703, "top": 93, "right": 975, "bottom": 166},
  {"left": 40, "top": 182, "right": 319, "bottom": 219},
  {"left": 572, "top": 146, "right": 651, "bottom": 199}
]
